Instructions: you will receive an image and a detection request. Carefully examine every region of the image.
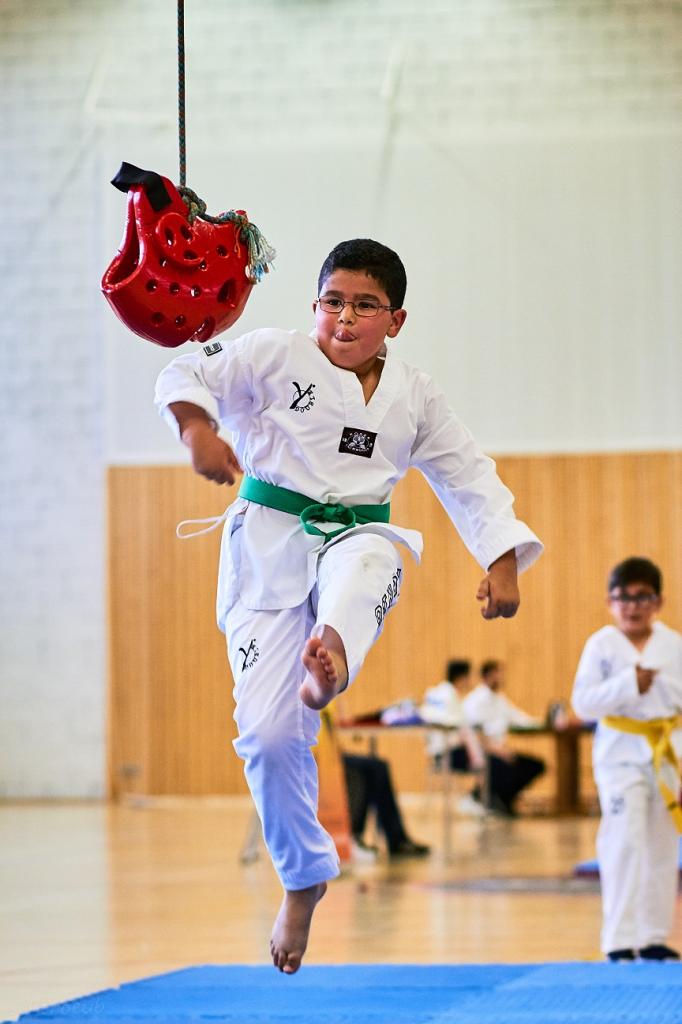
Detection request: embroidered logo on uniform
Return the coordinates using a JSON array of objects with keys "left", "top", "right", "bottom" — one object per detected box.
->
[
  {"left": 238, "top": 638, "right": 260, "bottom": 671},
  {"left": 339, "top": 427, "right": 377, "bottom": 459},
  {"left": 600, "top": 658, "right": 612, "bottom": 680},
  {"left": 375, "top": 567, "right": 402, "bottom": 627},
  {"left": 203, "top": 341, "right": 223, "bottom": 357},
  {"left": 290, "top": 381, "right": 316, "bottom": 412}
]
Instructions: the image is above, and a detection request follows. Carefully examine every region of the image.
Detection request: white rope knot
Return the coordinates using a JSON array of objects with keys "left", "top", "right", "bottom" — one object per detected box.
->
[{"left": 176, "top": 508, "right": 229, "bottom": 539}]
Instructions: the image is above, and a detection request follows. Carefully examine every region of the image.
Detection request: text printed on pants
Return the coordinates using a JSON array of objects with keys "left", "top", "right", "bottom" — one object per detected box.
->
[{"left": 375, "top": 567, "right": 402, "bottom": 627}]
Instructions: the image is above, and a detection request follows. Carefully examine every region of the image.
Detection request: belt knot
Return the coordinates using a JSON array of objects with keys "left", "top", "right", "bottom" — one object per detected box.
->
[{"left": 301, "top": 502, "right": 356, "bottom": 538}]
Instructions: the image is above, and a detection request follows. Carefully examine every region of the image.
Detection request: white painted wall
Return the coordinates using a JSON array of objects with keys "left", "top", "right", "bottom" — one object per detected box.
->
[{"left": 2, "top": 0, "right": 681, "bottom": 795}]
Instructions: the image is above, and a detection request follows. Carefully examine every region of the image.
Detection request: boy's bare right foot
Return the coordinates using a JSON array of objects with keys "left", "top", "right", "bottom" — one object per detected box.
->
[
  {"left": 299, "top": 636, "right": 348, "bottom": 710},
  {"left": 270, "top": 882, "right": 327, "bottom": 974}
]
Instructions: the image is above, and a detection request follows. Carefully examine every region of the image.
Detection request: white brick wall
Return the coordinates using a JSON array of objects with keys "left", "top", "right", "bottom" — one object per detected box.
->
[
  {"left": 1, "top": 0, "right": 681, "bottom": 796},
  {"left": 82, "top": 0, "right": 682, "bottom": 139},
  {"left": 1, "top": 1, "right": 114, "bottom": 797}
]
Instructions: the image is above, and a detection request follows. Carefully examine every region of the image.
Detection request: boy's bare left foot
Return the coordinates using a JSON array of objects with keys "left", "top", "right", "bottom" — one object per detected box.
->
[
  {"left": 300, "top": 636, "right": 348, "bottom": 710},
  {"left": 270, "top": 882, "right": 327, "bottom": 974}
]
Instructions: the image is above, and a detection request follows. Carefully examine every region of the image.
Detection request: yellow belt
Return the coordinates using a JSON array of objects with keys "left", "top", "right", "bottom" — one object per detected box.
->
[{"left": 602, "top": 715, "right": 682, "bottom": 833}]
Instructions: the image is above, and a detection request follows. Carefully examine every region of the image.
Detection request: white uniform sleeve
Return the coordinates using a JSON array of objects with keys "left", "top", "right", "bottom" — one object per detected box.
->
[
  {"left": 571, "top": 635, "right": 639, "bottom": 721},
  {"left": 657, "top": 636, "right": 682, "bottom": 754},
  {"left": 154, "top": 337, "right": 254, "bottom": 441},
  {"left": 461, "top": 689, "right": 482, "bottom": 727},
  {"left": 420, "top": 684, "right": 464, "bottom": 727},
  {"left": 501, "top": 694, "right": 539, "bottom": 729},
  {"left": 410, "top": 381, "right": 542, "bottom": 573},
  {"left": 653, "top": 673, "right": 682, "bottom": 712},
  {"left": 652, "top": 633, "right": 682, "bottom": 711}
]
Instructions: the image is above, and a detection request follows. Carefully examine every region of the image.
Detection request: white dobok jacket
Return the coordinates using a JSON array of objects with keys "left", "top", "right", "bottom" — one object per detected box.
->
[
  {"left": 572, "top": 621, "right": 682, "bottom": 770},
  {"left": 462, "top": 683, "right": 539, "bottom": 740},
  {"left": 420, "top": 681, "right": 467, "bottom": 756},
  {"left": 155, "top": 328, "right": 543, "bottom": 623}
]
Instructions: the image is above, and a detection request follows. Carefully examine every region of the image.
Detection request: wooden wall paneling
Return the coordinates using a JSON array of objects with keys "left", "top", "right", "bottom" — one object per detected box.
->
[
  {"left": 108, "top": 468, "right": 247, "bottom": 798},
  {"left": 108, "top": 452, "right": 682, "bottom": 797},
  {"left": 108, "top": 466, "right": 152, "bottom": 797}
]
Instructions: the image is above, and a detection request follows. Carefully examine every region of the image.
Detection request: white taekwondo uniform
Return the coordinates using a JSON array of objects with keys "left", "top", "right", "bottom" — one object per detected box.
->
[
  {"left": 421, "top": 681, "right": 466, "bottom": 756},
  {"left": 156, "top": 327, "right": 543, "bottom": 890},
  {"left": 572, "top": 621, "right": 682, "bottom": 953},
  {"left": 462, "top": 683, "right": 539, "bottom": 738}
]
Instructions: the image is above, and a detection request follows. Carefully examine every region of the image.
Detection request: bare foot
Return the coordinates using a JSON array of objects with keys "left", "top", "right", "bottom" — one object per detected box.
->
[
  {"left": 270, "top": 882, "right": 327, "bottom": 974},
  {"left": 299, "top": 636, "right": 348, "bottom": 710}
]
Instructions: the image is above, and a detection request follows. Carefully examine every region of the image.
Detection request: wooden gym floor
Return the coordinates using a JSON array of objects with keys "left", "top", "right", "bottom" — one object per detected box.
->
[{"left": 2, "top": 798, "right": 681, "bottom": 1020}]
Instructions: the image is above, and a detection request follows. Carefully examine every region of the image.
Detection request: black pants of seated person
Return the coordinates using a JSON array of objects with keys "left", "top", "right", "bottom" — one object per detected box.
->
[
  {"left": 446, "top": 745, "right": 545, "bottom": 815},
  {"left": 343, "top": 753, "right": 411, "bottom": 853}
]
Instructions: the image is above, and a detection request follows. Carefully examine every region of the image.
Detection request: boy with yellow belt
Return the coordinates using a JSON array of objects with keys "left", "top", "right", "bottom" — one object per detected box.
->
[{"left": 572, "top": 557, "right": 682, "bottom": 962}]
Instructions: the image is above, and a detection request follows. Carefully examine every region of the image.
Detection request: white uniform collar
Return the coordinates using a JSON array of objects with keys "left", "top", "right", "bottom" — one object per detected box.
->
[{"left": 309, "top": 329, "right": 399, "bottom": 430}]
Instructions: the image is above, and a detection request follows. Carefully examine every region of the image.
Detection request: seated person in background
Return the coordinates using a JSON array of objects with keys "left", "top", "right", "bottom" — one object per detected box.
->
[
  {"left": 421, "top": 659, "right": 487, "bottom": 817},
  {"left": 463, "top": 660, "right": 545, "bottom": 816},
  {"left": 342, "top": 753, "right": 430, "bottom": 859}
]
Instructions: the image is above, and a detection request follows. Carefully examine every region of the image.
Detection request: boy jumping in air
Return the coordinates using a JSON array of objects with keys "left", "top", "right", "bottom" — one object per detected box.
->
[{"left": 155, "top": 238, "right": 543, "bottom": 973}]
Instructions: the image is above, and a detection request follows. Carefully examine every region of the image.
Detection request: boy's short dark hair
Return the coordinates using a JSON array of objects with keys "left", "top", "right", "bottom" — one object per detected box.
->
[
  {"left": 481, "top": 660, "right": 500, "bottom": 678},
  {"left": 318, "top": 239, "right": 407, "bottom": 309},
  {"left": 446, "top": 659, "right": 471, "bottom": 683},
  {"left": 608, "top": 557, "right": 662, "bottom": 595}
]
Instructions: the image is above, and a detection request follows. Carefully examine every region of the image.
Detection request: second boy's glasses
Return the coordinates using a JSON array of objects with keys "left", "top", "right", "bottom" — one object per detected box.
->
[
  {"left": 317, "top": 296, "right": 397, "bottom": 318},
  {"left": 609, "top": 592, "right": 659, "bottom": 606}
]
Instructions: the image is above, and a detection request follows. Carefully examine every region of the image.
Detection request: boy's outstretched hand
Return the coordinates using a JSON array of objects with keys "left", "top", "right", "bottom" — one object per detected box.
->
[
  {"left": 476, "top": 548, "right": 520, "bottom": 620},
  {"left": 169, "top": 401, "right": 242, "bottom": 485},
  {"left": 185, "top": 423, "right": 241, "bottom": 485}
]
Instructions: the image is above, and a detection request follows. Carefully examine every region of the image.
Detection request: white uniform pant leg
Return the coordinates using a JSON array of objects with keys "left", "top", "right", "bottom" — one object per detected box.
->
[
  {"left": 595, "top": 763, "right": 648, "bottom": 953},
  {"left": 227, "top": 596, "right": 340, "bottom": 891},
  {"left": 637, "top": 761, "right": 680, "bottom": 948},
  {"left": 313, "top": 532, "right": 403, "bottom": 684}
]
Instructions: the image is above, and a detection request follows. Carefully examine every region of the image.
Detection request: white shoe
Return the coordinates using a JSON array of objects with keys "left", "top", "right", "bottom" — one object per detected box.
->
[
  {"left": 457, "top": 794, "right": 486, "bottom": 818},
  {"left": 351, "top": 839, "right": 379, "bottom": 863}
]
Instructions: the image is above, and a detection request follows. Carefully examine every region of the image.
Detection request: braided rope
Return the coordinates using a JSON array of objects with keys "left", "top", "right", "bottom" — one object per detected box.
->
[
  {"left": 175, "top": 1, "right": 275, "bottom": 280},
  {"left": 178, "top": 186, "right": 276, "bottom": 282},
  {"left": 177, "top": 0, "right": 186, "bottom": 186}
]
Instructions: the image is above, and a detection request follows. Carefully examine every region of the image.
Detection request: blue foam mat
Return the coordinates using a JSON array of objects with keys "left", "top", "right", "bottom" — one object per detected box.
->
[
  {"left": 575, "top": 836, "right": 682, "bottom": 876},
  {"left": 9, "top": 963, "right": 682, "bottom": 1024}
]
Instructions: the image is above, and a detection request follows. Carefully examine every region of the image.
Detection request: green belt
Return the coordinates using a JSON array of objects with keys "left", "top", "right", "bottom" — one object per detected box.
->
[{"left": 238, "top": 476, "right": 390, "bottom": 543}]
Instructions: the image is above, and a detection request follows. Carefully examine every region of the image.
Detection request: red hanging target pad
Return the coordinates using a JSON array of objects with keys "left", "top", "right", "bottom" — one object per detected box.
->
[{"left": 101, "top": 163, "right": 274, "bottom": 348}]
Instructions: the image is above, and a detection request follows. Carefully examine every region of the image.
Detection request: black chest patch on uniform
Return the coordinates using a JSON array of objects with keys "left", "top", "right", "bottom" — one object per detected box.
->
[{"left": 339, "top": 427, "right": 377, "bottom": 459}]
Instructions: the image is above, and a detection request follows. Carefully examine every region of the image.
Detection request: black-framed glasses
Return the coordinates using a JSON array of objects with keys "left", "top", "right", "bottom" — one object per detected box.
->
[
  {"left": 609, "top": 592, "right": 659, "bottom": 606},
  {"left": 317, "top": 296, "right": 396, "bottom": 318}
]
